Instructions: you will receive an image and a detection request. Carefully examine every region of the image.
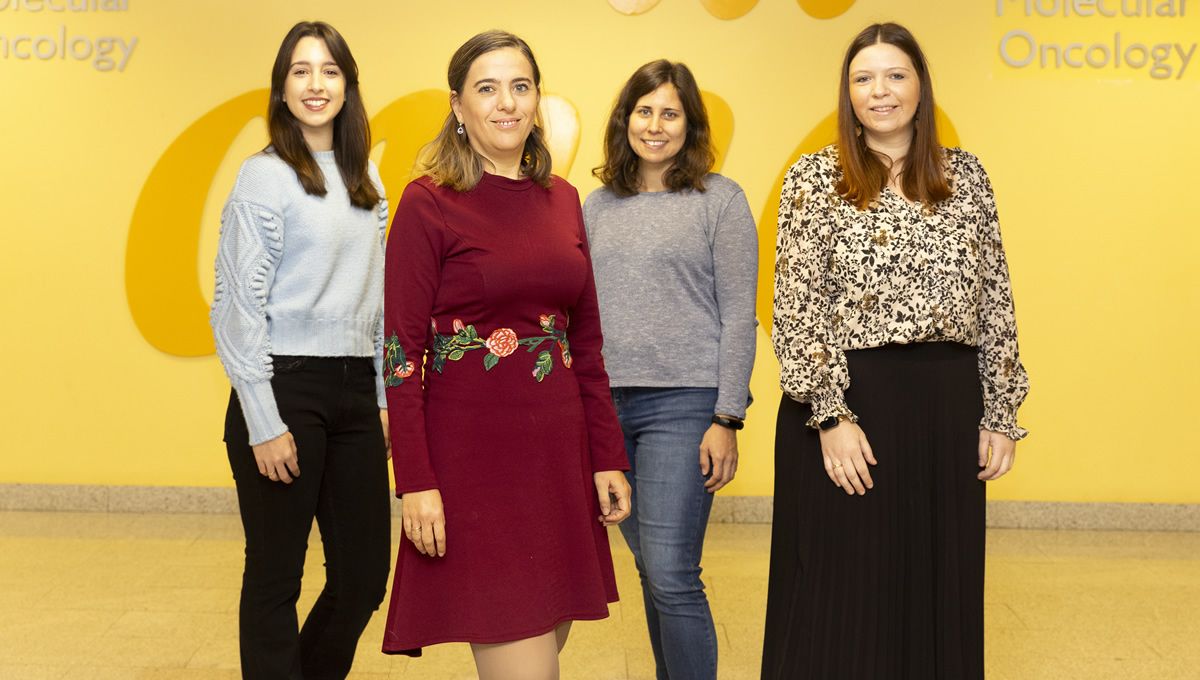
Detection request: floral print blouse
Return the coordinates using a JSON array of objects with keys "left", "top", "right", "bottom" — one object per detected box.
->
[{"left": 772, "top": 145, "right": 1029, "bottom": 440}]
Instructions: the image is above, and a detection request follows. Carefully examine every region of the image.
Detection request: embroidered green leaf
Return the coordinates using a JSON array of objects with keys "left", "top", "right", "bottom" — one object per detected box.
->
[
  {"left": 448, "top": 349, "right": 465, "bottom": 361},
  {"left": 533, "top": 350, "right": 553, "bottom": 382},
  {"left": 483, "top": 352, "right": 500, "bottom": 371},
  {"left": 432, "top": 354, "right": 446, "bottom": 373}
]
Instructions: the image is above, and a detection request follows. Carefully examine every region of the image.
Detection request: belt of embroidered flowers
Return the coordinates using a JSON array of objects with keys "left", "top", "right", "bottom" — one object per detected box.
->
[{"left": 384, "top": 314, "right": 572, "bottom": 387}]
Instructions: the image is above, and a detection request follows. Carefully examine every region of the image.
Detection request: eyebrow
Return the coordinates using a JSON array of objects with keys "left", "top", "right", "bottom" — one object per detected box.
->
[
  {"left": 290, "top": 60, "right": 339, "bottom": 68},
  {"left": 852, "top": 66, "right": 913, "bottom": 73},
  {"left": 472, "top": 76, "right": 534, "bottom": 87}
]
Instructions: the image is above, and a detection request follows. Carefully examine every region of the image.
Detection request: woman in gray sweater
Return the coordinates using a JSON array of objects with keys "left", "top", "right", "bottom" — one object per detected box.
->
[{"left": 583, "top": 60, "right": 757, "bottom": 680}]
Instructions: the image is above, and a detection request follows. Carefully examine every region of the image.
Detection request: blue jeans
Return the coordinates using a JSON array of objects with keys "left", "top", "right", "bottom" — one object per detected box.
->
[{"left": 611, "top": 387, "right": 718, "bottom": 680}]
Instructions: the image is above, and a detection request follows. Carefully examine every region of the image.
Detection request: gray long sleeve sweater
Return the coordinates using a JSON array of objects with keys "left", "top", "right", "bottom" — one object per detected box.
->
[{"left": 582, "top": 174, "right": 758, "bottom": 418}]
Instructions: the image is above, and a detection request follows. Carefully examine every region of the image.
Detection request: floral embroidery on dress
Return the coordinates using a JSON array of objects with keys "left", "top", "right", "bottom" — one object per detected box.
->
[
  {"left": 383, "top": 333, "right": 415, "bottom": 387},
  {"left": 430, "top": 314, "right": 571, "bottom": 381}
]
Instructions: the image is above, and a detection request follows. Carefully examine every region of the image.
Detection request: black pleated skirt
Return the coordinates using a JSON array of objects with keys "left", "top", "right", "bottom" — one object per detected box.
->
[{"left": 761, "top": 342, "right": 985, "bottom": 680}]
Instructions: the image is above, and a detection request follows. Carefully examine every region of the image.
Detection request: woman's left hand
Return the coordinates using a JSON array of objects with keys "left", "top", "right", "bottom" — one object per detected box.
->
[
  {"left": 594, "top": 470, "right": 631, "bottom": 526},
  {"left": 700, "top": 423, "right": 739, "bottom": 493},
  {"left": 978, "top": 429, "right": 1017, "bottom": 480},
  {"left": 380, "top": 409, "right": 391, "bottom": 460}
]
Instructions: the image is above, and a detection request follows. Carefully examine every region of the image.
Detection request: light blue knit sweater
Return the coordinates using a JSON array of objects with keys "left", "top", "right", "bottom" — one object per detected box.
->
[{"left": 211, "top": 150, "right": 388, "bottom": 445}]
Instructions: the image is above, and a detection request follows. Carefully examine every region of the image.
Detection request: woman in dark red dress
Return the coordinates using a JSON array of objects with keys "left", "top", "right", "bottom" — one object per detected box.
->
[{"left": 380, "top": 31, "right": 632, "bottom": 679}]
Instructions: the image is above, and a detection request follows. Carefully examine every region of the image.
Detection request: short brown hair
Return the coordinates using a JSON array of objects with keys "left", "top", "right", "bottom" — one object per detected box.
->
[
  {"left": 267, "top": 21, "right": 380, "bottom": 210},
  {"left": 835, "top": 23, "right": 950, "bottom": 210},
  {"left": 593, "top": 60, "right": 715, "bottom": 197},
  {"left": 419, "top": 31, "right": 553, "bottom": 192}
]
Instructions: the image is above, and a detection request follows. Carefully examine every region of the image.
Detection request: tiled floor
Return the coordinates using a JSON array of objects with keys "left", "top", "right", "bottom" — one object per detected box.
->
[{"left": 0, "top": 512, "right": 1196, "bottom": 679}]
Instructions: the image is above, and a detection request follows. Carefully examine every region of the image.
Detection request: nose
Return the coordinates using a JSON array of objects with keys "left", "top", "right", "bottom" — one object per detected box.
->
[
  {"left": 647, "top": 114, "right": 663, "bottom": 133},
  {"left": 498, "top": 87, "right": 515, "bottom": 112},
  {"left": 310, "top": 73, "right": 325, "bottom": 94},
  {"left": 871, "top": 78, "right": 888, "bottom": 97}
]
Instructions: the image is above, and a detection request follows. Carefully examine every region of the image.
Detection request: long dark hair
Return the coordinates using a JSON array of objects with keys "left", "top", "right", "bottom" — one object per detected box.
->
[
  {"left": 594, "top": 59, "right": 715, "bottom": 197},
  {"left": 835, "top": 23, "right": 950, "bottom": 210},
  {"left": 267, "top": 21, "right": 380, "bottom": 210},
  {"left": 419, "top": 30, "right": 553, "bottom": 191}
]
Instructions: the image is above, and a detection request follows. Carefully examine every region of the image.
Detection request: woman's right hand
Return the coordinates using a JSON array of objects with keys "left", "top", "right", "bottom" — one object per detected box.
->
[
  {"left": 252, "top": 432, "right": 299, "bottom": 484},
  {"left": 402, "top": 489, "right": 446, "bottom": 557},
  {"left": 818, "top": 421, "right": 876, "bottom": 495}
]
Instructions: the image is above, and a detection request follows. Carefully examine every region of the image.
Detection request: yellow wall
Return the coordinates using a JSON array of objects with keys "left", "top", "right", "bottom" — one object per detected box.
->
[{"left": 2, "top": 0, "right": 1196, "bottom": 503}]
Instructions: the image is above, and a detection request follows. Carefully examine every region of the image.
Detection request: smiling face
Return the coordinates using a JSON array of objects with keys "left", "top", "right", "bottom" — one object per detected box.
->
[
  {"left": 283, "top": 36, "right": 345, "bottom": 151},
  {"left": 450, "top": 47, "right": 539, "bottom": 174},
  {"left": 627, "top": 82, "right": 687, "bottom": 187},
  {"left": 848, "top": 42, "right": 920, "bottom": 145}
]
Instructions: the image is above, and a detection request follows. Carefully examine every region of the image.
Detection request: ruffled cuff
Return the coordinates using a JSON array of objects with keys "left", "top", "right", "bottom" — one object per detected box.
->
[
  {"left": 802, "top": 388, "right": 858, "bottom": 430},
  {"left": 980, "top": 400, "right": 1028, "bottom": 441},
  {"left": 232, "top": 378, "right": 288, "bottom": 446}
]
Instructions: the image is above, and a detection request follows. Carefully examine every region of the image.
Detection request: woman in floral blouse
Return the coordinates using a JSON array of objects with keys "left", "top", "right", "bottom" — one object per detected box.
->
[{"left": 761, "top": 23, "right": 1029, "bottom": 680}]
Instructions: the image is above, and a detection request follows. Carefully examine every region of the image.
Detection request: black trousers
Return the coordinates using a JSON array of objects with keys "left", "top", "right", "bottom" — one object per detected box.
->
[
  {"left": 762, "top": 343, "right": 986, "bottom": 680},
  {"left": 224, "top": 356, "right": 392, "bottom": 680}
]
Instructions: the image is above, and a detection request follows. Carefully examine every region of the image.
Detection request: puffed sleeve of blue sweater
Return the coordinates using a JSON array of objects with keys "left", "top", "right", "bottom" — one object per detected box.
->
[{"left": 210, "top": 155, "right": 288, "bottom": 446}]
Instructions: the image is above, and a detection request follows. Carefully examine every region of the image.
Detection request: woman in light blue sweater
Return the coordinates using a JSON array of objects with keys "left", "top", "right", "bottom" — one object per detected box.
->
[
  {"left": 583, "top": 60, "right": 758, "bottom": 680},
  {"left": 210, "top": 22, "right": 390, "bottom": 679}
]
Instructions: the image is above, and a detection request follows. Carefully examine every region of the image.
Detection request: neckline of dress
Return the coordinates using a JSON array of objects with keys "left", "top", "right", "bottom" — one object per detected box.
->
[{"left": 480, "top": 172, "right": 534, "bottom": 192}]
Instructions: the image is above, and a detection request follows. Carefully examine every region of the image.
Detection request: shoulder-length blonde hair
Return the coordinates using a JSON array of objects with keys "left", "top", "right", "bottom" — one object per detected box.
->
[
  {"left": 419, "top": 30, "right": 553, "bottom": 192},
  {"left": 835, "top": 23, "right": 950, "bottom": 210}
]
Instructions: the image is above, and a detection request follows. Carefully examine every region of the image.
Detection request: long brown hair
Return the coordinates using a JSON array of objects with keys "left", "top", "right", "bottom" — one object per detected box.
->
[
  {"left": 267, "top": 21, "right": 380, "bottom": 210},
  {"left": 593, "top": 59, "right": 715, "bottom": 197},
  {"left": 419, "top": 30, "right": 553, "bottom": 192},
  {"left": 835, "top": 23, "right": 950, "bottom": 210}
]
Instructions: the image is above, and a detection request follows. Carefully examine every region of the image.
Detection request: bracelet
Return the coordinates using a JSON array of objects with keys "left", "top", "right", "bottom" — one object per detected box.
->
[{"left": 711, "top": 414, "right": 744, "bottom": 431}]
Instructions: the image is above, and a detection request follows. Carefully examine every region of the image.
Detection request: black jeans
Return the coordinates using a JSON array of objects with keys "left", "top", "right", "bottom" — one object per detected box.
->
[{"left": 224, "top": 356, "right": 392, "bottom": 680}]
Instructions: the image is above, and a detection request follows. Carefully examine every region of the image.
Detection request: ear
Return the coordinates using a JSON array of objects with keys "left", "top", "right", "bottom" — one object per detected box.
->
[{"left": 449, "top": 91, "right": 463, "bottom": 124}]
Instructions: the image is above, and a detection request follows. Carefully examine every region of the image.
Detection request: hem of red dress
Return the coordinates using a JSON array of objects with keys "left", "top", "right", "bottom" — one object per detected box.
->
[{"left": 381, "top": 603, "right": 617, "bottom": 657}]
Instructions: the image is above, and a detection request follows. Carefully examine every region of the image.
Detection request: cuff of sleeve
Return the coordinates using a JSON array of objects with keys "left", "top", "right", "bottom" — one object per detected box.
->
[
  {"left": 233, "top": 379, "right": 288, "bottom": 446},
  {"left": 395, "top": 482, "right": 440, "bottom": 497},
  {"left": 980, "top": 403, "right": 1028, "bottom": 441},
  {"left": 714, "top": 395, "right": 749, "bottom": 420},
  {"left": 802, "top": 390, "right": 857, "bottom": 430},
  {"left": 591, "top": 448, "right": 632, "bottom": 473}
]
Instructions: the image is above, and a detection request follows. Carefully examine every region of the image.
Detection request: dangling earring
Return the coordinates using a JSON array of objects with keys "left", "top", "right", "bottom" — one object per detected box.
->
[
  {"left": 456, "top": 122, "right": 464, "bottom": 135},
  {"left": 855, "top": 123, "right": 863, "bottom": 137}
]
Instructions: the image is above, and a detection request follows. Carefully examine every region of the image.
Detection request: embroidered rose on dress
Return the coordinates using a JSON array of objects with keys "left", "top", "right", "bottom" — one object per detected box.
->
[
  {"left": 485, "top": 328, "right": 519, "bottom": 357},
  {"left": 383, "top": 333, "right": 413, "bottom": 387}
]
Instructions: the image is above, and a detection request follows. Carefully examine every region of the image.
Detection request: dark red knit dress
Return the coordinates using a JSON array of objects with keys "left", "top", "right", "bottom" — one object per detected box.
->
[{"left": 380, "top": 173, "right": 629, "bottom": 656}]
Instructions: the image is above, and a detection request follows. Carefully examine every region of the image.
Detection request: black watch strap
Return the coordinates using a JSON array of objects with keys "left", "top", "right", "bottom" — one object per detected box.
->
[
  {"left": 817, "top": 415, "right": 844, "bottom": 431},
  {"left": 711, "top": 414, "right": 744, "bottom": 431}
]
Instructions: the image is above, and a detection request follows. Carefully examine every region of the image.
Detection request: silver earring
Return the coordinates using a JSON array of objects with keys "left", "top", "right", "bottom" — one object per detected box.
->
[{"left": 456, "top": 122, "right": 464, "bottom": 135}]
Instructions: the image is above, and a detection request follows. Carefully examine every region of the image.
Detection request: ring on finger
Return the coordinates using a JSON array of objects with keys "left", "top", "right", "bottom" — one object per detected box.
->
[{"left": 832, "top": 462, "right": 843, "bottom": 469}]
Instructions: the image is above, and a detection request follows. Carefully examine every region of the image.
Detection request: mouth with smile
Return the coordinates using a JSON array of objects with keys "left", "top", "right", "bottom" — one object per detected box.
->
[
  {"left": 491, "top": 117, "right": 522, "bottom": 130},
  {"left": 302, "top": 97, "right": 329, "bottom": 112},
  {"left": 870, "top": 105, "right": 898, "bottom": 114},
  {"left": 641, "top": 139, "right": 669, "bottom": 150}
]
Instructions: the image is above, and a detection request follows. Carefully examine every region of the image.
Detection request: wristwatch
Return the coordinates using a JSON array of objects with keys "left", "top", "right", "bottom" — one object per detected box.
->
[
  {"left": 817, "top": 415, "right": 847, "bottom": 431},
  {"left": 711, "top": 414, "right": 745, "bottom": 431}
]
